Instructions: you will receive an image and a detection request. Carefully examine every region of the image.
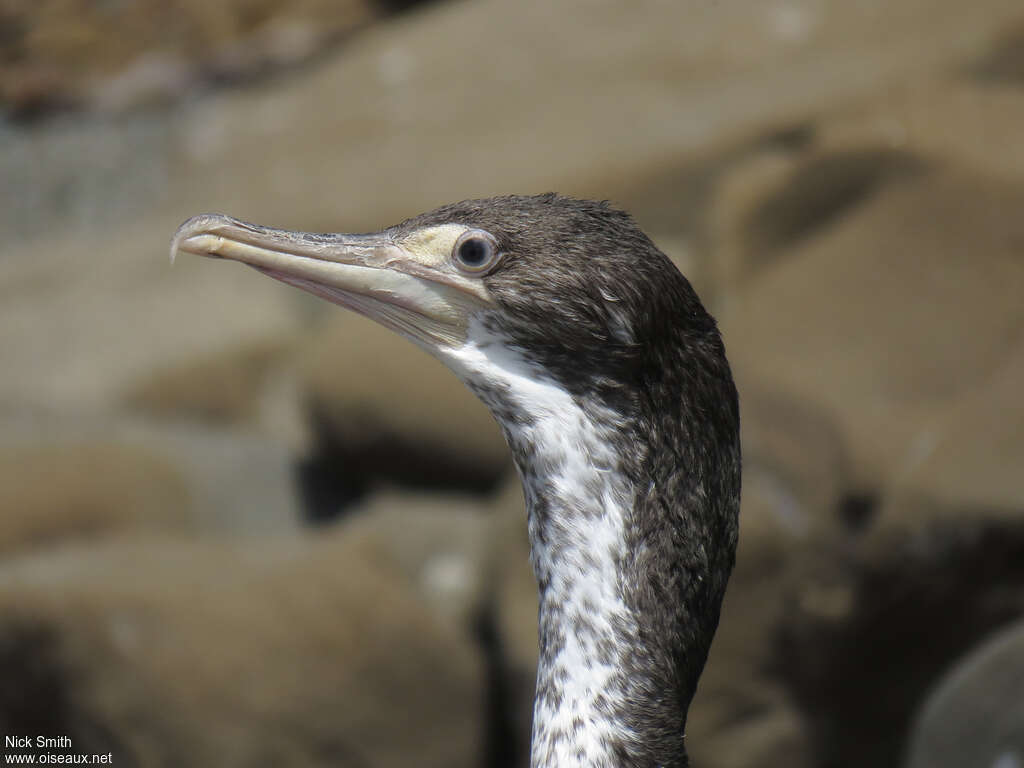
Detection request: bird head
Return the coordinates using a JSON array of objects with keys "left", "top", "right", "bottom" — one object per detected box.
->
[{"left": 172, "top": 194, "right": 719, "bottom": 409}]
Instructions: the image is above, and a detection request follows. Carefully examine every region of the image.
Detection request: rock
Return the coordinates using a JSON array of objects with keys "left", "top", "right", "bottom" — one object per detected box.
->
[
  {"left": 296, "top": 314, "right": 510, "bottom": 508},
  {"left": 738, "top": 387, "right": 852, "bottom": 529},
  {"left": 906, "top": 618, "right": 1024, "bottom": 768},
  {"left": 779, "top": 494, "right": 1024, "bottom": 768},
  {"left": 971, "top": 21, "right": 1024, "bottom": 84},
  {"left": 121, "top": 336, "right": 295, "bottom": 427},
  {"left": 891, "top": 337, "right": 1024, "bottom": 511},
  {"left": 0, "top": 415, "right": 302, "bottom": 548},
  {"left": 0, "top": 0, "right": 379, "bottom": 119},
  {"left": 705, "top": 142, "right": 806, "bottom": 293},
  {"left": 340, "top": 488, "right": 494, "bottom": 633},
  {"left": 706, "top": 106, "right": 1024, "bottom": 768},
  {"left": 817, "top": 81, "right": 1024, "bottom": 182},
  {"left": 0, "top": 439, "right": 188, "bottom": 557},
  {"left": 0, "top": 221, "right": 304, "bottom": 414},
  {"left": 721, "top": 163, "right": 1024, "bottom": 492},
  {"left": 0, "top": 530, "right": 484, "bottom": 768},
  {"left": 713, "top": 146, "right": 925, "bottom": 287},
  {"left": 693, "top": 705, "right": 813, "bottom": 768},
  {"left": 122, "top": 421, "right": 304, "bottom": 533},
  {"left": 8, "top": 0, "right": 1022, "bottom": 242}
]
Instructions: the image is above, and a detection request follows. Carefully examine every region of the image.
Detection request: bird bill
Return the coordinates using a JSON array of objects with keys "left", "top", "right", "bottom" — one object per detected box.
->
[{"left": 170, "top": 214, "right": 486, "bottom": 349}]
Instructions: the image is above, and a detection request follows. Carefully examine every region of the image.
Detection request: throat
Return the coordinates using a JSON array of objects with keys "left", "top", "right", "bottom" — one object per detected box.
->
[
  {"left": 526, "top": 459, "right": 640, "bottom": 768},
  {"left": 519, "top": 417, "right": 689, "bottom": 768}
]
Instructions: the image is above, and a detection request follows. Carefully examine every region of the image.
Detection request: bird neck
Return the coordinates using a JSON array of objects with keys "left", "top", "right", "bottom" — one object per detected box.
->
[
  {"left": 506, "top": 386, "right": 703, "bottom": 768},
  {"left": 515, "top": 399, "right": 669, "bottom": 768},
  {"left": 444, "top": 326, "right": 737, "bottom": 768}
]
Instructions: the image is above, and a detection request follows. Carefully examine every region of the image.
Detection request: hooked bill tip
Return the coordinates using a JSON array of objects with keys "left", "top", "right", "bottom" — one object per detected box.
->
[{"left": 169, "top": 213, "right": 235, "bottom": 265}]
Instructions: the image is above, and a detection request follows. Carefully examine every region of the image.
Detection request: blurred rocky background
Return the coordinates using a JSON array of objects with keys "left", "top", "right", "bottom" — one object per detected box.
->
[{"left": 1, "top": 0, "right": 1023, "bottom": 766}]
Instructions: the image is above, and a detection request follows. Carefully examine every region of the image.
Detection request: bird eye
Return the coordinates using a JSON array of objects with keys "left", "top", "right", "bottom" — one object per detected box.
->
[{"left": 453, "top": 230, "right": 500, "bottom": 274}]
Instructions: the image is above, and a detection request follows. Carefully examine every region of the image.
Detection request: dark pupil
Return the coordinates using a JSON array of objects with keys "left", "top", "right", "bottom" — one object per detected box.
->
[{"left": 459, "top": 237, "right": 489, "bottom": 266}]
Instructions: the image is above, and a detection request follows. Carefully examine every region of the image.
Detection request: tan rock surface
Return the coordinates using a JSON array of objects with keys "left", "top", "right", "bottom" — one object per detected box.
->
[
  {"left": 891, "top": 336, "right": 1024, "bottom": 510},
  {"left": 0, "top": 439, "right": 188, "bottom": 556},
  {"left": 721, "top": 164, "right": 1024, "bottom": 491},
  {"left": 341, "top": 487, "right": 496, "bottom": 632},
  {"left": 0, "top": 530, "right": 484, "bottom": 768},
  {"left": 0, "top": 222, "right": 303, "bottom": 413},
  {"left": 121, "top": 336, "right": 295, "bottom": 427},
  {"left": 0, "top": 0, "right": 378, "bottom": 117},
  {"left": 0, "top": 415, "right": 303, "bottom": 545},
  {"left": 819, "top": 80, "right": 1024, "bottom": 181}
]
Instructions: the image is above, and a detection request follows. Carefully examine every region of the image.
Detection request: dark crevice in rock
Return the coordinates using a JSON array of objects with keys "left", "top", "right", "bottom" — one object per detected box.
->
[
  {"left": 614, "top": 121, "right": 817, "bottom": 242},
  {"left": 760, "top": 122, "right": 817, "bottom": 153},
  {"left": 0, "top": 621, "right": 129, "bottom": 763},
  {"left": 294, "top": 452, "right": 370, "bottom": 525},
  {"left": 970, "top": 23, "right": 1024, "bottom": 84},
  {"left": 0, "top": 622, "right": 72, "bottom": 738},
  {"left": 294, "top": 400, "right": 507, "bottom": 525},
  {"left": 372, "top": 0, "right": 439, "bottom": 11},
  {"left": 473, "top": 603, "right": 522, "bottom": 768},
  {"left": 837, "top": 492, "right": 879, "bottom": 533},
  {"left": 741, "top": 147, "right": 927, "bottom": 257},
  {"left": 0, "top": 0, "right": 444, "bottom": 125}
]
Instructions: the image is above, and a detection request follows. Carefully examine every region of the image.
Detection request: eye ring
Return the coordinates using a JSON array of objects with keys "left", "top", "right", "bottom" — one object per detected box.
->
[{"left": 452, "top": 229, "right": 501, "bottom": 274}]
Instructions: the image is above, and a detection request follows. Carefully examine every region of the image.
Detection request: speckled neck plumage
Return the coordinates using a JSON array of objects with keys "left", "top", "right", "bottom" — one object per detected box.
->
[
  {"left": 442, "top": 311, "right": 740, "bottom": 768},
  {"left": 517, "top": 401, "right": 643, "bottom": 768}
]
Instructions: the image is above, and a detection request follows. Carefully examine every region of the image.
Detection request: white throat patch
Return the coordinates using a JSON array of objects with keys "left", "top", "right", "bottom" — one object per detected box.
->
[{"left": 440, "top": 320, "right": 641, "bottom": 767}]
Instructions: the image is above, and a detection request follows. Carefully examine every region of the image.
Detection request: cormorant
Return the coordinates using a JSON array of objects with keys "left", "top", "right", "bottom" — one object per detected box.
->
[{"left": 171, "top": 194, "right": 741, "bottom": 768}]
